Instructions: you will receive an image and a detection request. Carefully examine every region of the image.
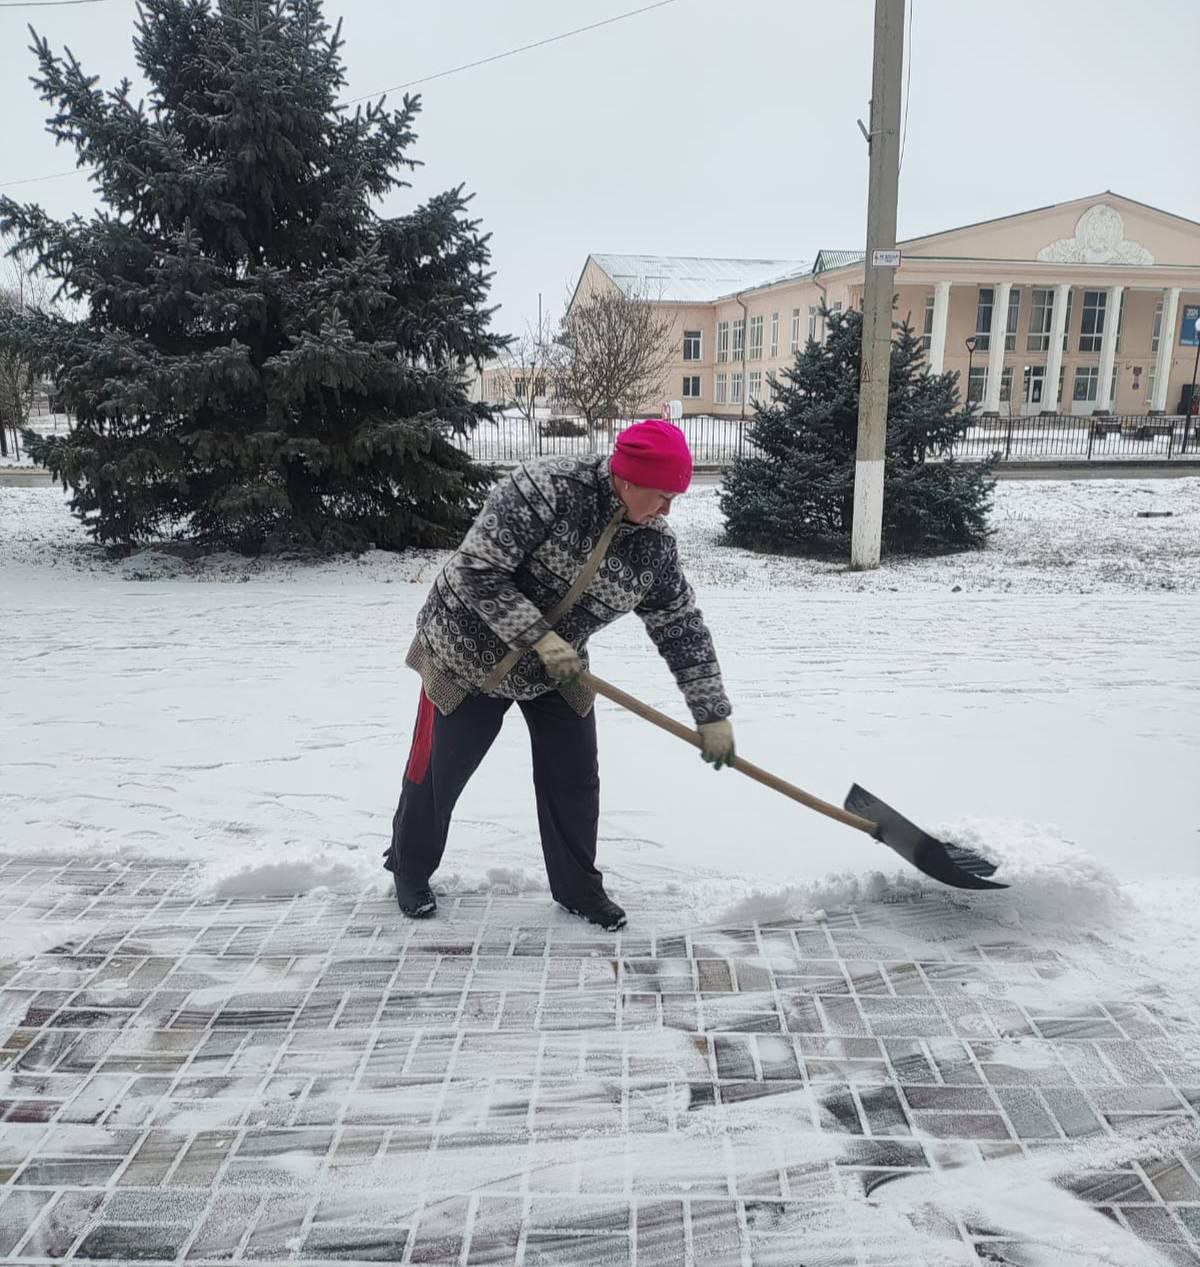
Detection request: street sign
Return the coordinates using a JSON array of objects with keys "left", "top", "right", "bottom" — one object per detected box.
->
[
  {"left": 1181, "top": 304, "right": 1200, "bottom": 347},
  {"left": 871, "top": 249, "right": 901, "bottom": 268}
]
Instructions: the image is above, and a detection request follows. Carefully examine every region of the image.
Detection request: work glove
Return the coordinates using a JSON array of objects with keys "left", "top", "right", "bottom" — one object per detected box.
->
[
  {"left": 698, "top": 719, "right": 735, "bottom": 770},
  {"left": 534, "top": 631, "right": 584, "bottom": 683}
]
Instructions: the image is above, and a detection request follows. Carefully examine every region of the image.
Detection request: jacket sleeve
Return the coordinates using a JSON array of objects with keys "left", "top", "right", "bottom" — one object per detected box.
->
[
  {"left": 635, "top": 530, "right": 732, "bottom": 726},
  {"left": 443, "top": 463, "right": 558, "bottom": 651}
]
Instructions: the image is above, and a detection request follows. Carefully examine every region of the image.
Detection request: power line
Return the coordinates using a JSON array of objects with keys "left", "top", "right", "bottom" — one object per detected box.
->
[
  {"left": 0, "top": 0, "right": 110, "bottom": 8},
  {"left": 344, "top": 0, "right": 678, "bottom": 103},
  {"left": 897, "top": 0, "right": 913, "bottom": 174},
  {"left": 0, "top": 0, "right": 680, "bottom": 188}
]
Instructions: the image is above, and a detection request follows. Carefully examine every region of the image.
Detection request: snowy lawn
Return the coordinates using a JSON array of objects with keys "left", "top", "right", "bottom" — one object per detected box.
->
[{"left": 1, "top": 477, "right": 1199, "bottom": 1265}]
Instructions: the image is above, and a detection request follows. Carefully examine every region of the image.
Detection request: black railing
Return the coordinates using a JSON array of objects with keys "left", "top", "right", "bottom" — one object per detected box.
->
[{"left": 456, "top": 412, "right": 1200, "bottom": 467}]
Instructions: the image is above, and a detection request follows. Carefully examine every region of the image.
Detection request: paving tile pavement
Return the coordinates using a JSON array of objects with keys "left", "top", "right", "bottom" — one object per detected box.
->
[{"left": 1, "top": 856, "right": 1199, "bottom": 1265}]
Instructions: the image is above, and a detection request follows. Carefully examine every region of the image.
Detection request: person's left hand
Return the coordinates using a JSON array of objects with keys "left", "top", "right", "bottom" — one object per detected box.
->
[{"left": 698, "top": 720, "right": 735, "bottom": 770}]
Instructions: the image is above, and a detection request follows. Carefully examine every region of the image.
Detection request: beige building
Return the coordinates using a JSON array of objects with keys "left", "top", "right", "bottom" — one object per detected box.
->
[{"left": 569, "top": 194, "right": 1200, "bottom": 420}]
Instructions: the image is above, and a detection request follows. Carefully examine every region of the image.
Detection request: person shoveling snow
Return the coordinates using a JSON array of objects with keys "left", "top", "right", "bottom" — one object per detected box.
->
[{"left": 385, "top": 419, "right": 735, "bottom": 930}]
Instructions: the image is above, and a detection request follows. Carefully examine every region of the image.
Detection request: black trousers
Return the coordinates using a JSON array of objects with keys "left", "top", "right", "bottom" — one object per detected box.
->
[{"left": 386, "top": 689, "right": 606, "bottom": 908}]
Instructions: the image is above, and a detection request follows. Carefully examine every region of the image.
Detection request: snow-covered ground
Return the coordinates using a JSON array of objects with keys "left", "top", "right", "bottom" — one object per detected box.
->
[
  {"left": 1, "top": 475, "right": 1197, "bottom": 900},
  {"left": 2, "top": 478, "right": 1199, "bottom": 1265}
]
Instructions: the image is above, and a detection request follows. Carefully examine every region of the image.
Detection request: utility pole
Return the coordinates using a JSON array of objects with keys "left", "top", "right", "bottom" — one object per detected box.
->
[{"left": 850, "top": 0, "right": 905, "bottom": 570}]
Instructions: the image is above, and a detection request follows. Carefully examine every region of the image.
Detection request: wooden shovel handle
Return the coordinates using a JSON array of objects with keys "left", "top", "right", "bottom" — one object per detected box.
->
[{"left": 580, "top": 671, "right": 879, "bottom": 837}]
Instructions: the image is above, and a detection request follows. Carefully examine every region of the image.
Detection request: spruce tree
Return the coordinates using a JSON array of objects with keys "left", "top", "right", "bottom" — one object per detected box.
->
[
  {"left": 721, "top": 306, "right": 996, "bottom": 556},
  {"left": 0, "top": 0, "right": 502, "bottom": 553}
]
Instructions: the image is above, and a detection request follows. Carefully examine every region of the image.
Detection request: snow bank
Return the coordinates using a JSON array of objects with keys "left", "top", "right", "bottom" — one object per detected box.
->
[{"left": 706, "top": 819, "right": 1126, "bottom": 932}]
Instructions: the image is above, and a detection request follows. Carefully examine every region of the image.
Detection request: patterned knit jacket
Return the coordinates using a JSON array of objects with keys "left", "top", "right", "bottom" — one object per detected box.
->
[{"left": 406, "top": 454, "right": 732, "bottom": 724}]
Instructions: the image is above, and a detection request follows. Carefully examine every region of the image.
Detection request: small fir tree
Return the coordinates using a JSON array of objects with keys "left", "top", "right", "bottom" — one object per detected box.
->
[
  {"left": 0, "top": 0, "right": 503, "bottom": 553},
  {"left": 721, "top": 306, "right": 996, "bottom": 556}
]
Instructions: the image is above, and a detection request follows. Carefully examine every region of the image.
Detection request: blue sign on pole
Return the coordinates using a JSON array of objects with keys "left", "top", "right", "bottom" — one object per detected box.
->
[{"left": 1181, "top": 304, "right": 1200, "bottom": 347}]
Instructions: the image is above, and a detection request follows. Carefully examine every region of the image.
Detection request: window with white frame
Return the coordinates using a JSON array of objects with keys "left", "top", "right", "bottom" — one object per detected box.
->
[
  {"left": 1061, "top": 289, "right": 1074, "bottom": 351},
  {"left": 974, "top": 288, "right": 994, "bottom": 351},
  {"left": 1109, "top": 363, "right": 1118, "bottom": 405},
  {"left": 748, "top": 370, "right": 762, "bottom": 401},
  {"left": 769, "top": 376, "right": 781, "bottom": 402},
  {"left": 999, "top": 366, "right": 1014, "bottom": 403},
  {"left": 732, "top": 319, "right": 744, "bottom": 360},
  {"left": 769, "top": 312, "right": 779, "bottom": 358},
  {"left": 748, "top": 315, "right": 763, "bottom": 360},
  {"left": 730, "top": 371, "right": 744, "bottom": 404},
  {"left": 1151, "top": 300, "right": 1164, "bottom": 354},
  {"left": 1146, "top": 366, "right": 1157, "bottom": 404},
  {"left": 921, "top": 294, "right": 935, "bottom": 352},
  {"left": 682, "top": 375, "right": 701, "bottom": 398},
  {"left": 1058, "top": 364, "right": 1066, "bottom": 404},
  {"left": 1114, "top": 292, "right": 1126, "bottom": 354},
  {"left": 1073, "top": 366, "right": 1099, "bottom": 402},
  {"left": 1005, "top": 288, "right": 1021, "bottom": 352},
  {"left": 714, "top": 372, "right": 728, "bottom": 404},
  {"left": 716, "top": 321, "right": 729, "bottom": 363},
  {"left": 808, "top": 305, "right": 818, "bottom": 341},
  {"left": 683, "top": 330, "right": 702, "bottom": 361},
  {"left": 967, "top": 366, "right": 987, "bottom": 403},
  {"left": 1027, "top": 288, "right": 1054, "bottom": 352},
  {"left": 1079, "top": 290, "right": 1106, "bottom": 353},
  {"left": 790, "top": 308, "right": 801, "bottom": 353}
]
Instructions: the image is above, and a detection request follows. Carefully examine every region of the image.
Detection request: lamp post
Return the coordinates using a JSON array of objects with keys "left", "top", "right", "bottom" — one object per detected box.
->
[
  {"left": 1185, "top": 314, "right": 1200, "bottom": 453},
  {"left": 964, "top": 335, "right": 978, "bottom": 410}
]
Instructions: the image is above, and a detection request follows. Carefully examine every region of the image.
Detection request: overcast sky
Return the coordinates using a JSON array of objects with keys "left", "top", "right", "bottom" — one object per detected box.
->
[{"left": 3, "top": 0, "right": 1198, "bottom": 335}]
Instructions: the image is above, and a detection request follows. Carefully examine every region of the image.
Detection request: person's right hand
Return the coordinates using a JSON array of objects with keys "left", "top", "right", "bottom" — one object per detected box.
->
[{"left": 535, "top": 631, "right": 583, "bottom": 683}]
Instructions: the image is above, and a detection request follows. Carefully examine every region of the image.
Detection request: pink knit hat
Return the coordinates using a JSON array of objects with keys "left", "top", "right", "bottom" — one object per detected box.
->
[{"left": 611, "top": 419, "right": 693, "bottom": 494}]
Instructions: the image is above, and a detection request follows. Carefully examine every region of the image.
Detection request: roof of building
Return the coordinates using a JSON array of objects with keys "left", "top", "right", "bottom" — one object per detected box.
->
[
  {"left": 813, "top": 249, "right": 865, "bottom": 273},
  {"left": 589, "top": 253, "right": 809, "bottom": 303}
]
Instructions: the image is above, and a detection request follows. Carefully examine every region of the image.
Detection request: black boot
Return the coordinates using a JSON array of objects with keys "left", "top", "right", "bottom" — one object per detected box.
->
[
  {"left": 393, "top": 872, "right": 437, "bottom": 919},
  {"left": 563, "top": 893, "right": 626, "bottom": 931}
]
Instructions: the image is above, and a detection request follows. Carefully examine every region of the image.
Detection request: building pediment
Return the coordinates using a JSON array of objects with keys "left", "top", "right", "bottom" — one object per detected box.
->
[{"left": 1036, "top": 204, "right": 1154, "bottom": 266}]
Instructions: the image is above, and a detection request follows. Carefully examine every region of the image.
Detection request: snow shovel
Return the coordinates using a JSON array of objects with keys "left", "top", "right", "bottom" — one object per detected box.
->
[{"left": 581, "top": 671, "right": 1007, "bottom": 892}]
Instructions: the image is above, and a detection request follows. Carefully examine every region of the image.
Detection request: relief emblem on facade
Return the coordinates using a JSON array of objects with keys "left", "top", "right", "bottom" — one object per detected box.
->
[{"left": 1037, "top": 204, "right": 1155, "bottom": 266}]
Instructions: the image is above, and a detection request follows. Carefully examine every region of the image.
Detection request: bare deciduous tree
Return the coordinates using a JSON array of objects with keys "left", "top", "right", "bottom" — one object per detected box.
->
[
  {"left": 555, "top": 287, "right": 674, "bottom": 435},
  {"left": 492, "top": 310, "right": 559, "bottom": 434},
  {"left": 0, "top": 239, "right": 58, "bottom": 459}
]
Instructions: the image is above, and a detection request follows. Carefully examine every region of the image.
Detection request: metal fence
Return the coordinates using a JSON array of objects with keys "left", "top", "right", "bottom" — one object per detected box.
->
[{"left": 457, "top": 411, "right": 1200, "bottom": 467}]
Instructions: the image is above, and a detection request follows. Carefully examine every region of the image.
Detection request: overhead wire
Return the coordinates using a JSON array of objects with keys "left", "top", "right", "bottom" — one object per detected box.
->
[{"left": 0, "top": 0, "right": 681, "bottom": 187}]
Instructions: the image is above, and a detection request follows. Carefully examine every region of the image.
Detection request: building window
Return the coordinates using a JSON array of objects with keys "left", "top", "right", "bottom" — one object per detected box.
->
[
  {"left": 732, "top": 319, "right": 744, "bottom": 361},
  {"left": 974, "top": 288, "right": 994, "bottom": 351},
  {"left": 922, "top": 294, "right": 935, "bottom": 352},
  {"left": 1114, "top": 292, "right": 1126, "bottom": 354},
  {"left": 808, "top": 305, "right": 818, "bottom": 342},
  {"left": 769, "top": 312, "right": 779, "bottom": 358},
  {"left": 714, "top": 372, "right": 727, "bottom": 404},
  {"left": 790, "top": 308, "right": 800, "bottom": 352},
  {"left": 1027, "top": 288, "right": 1054, "bottom": 352},
  {"left": 967, "top": 366, "right": 987, "bottom": 403},
  {"left": 716, "top": 321, "right": 729, "bottom": 363},
  {"left": 748, "top": 370, "right": 762, "bottom": 401},
  {"left": 730, "top": 371, "right": 744, "bottom": 404},
  {"left": 769, "top": 376, "right": 781, "bottom": 402},
  {"left": 1146, "top": 366, "right": 1157, "bottom": 404},
  {"left": 1151, "top": 300, "right": 1164, "bottom": 354},
  {"left": 682, "top": 375, "right": 701, "bottom": 398},
  {"left": 1073, "top": 366, "right": 1099, "bottom": 402},
  {"left": 999, "top": 367, "right": 1014, "bottom": 403},
  {"left": 748, "top": 315, "right": 763, "bottom": 360},
  {"left": 1004, "top": 288, "right": 1021, "bottom": 352},
  {"left": 683, "top": 330, "right": 701, "bottom": 361},
  {"left": 1079, "top": 290, "right": 1107, "bottom": 353}
]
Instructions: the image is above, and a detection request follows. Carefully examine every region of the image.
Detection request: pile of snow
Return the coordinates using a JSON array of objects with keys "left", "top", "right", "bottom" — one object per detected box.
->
[
  {"left": 207, "top": 853, "right": 369, "bottom": 899},
  {"left": 708, "top": 819, "right": 1126, "bottom": 932}
]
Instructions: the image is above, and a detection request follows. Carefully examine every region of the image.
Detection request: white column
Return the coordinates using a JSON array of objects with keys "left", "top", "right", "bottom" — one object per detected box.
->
[
  {"left": 1043, "top": 283, "right": 1070, "bottom": 413},
  {"left": 1095, "top": 284, "right": 1123, "bottom": 412},
  {"left": 1151, "top": 287, "right": 1181, "bottom": 413},
  {"left": 983, "top": 282, "right": 1011, "bottom": 413},
  {"left": 927, "top": 281, "right": 951, "bottom": 375}
]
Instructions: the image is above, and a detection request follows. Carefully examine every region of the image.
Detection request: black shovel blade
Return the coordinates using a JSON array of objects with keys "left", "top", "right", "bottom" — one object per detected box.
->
[{"left": 844, "top": 784, "right": 1008, "bottom": 891}]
